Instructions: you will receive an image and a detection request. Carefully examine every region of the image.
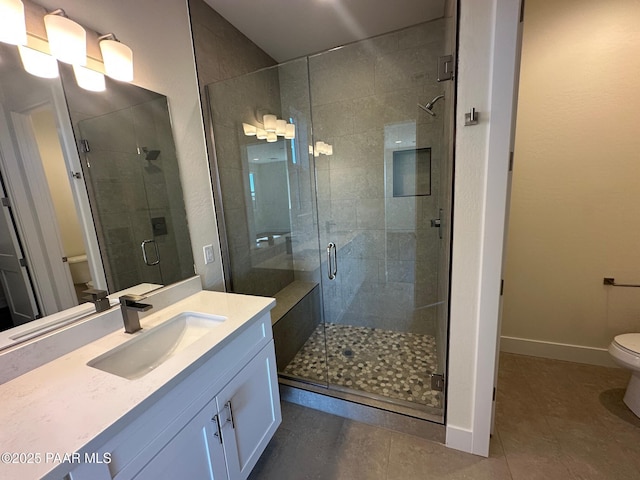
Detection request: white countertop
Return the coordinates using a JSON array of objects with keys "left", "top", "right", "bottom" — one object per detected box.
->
[{"left": 0, "top": 290, "right": 275, "bottom": 480}]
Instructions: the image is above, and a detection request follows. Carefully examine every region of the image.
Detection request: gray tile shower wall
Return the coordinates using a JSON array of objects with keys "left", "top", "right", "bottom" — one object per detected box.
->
[{"left": 309, "top": 19, "right": 447, "bottom": 335}]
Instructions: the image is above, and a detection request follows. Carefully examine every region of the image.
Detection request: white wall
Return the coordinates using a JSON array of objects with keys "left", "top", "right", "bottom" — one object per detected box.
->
[
  {"left": 446, "top": 0, "right": 520, "bottom": 456},
  {"left": 37, "top": 0, "right": 225, "bottom": 290},
  {"left": 502, "top": 0, "right": 640, "bottom": 365},
  {"left": 30, "top": 107, "right": 85, "bottom": 258}
]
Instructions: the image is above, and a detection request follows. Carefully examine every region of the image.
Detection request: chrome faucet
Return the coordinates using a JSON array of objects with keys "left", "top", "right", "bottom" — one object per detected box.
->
[
  {"left": 119, "top": 294, "right": 152, "bottom": 334},
  {"left": 83, "top": 288, "right": 111, "bottom": 313}
]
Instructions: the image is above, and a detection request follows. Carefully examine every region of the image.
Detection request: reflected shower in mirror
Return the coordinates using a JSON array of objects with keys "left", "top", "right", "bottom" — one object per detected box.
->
[
  {"left": 0, "top": 41, "right": 194, "bottom": 336},
  {"left": 246, "top": 141, "right": 292, "bottom": 250},
  {"left": 59, "top": 64, "right": 195, "bottom": 293}
]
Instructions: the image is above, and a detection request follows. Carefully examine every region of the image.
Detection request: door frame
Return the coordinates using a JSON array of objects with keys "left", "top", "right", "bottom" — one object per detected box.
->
[{"left": 10, "top": 106, "right": 78, "bottom": 313}]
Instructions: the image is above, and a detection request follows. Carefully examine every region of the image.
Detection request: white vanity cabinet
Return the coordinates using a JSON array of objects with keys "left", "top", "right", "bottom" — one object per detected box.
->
[
  {"left": 66, "top": 310, "right": 280, "bottom": 480},
  {"left": 134, "top": 344, "right": 279, "bottom": 480}
]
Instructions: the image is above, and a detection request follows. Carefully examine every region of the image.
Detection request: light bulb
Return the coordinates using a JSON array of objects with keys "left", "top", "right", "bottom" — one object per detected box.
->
[
  {"left": 44, "top": 12, "right": 87, "bottom": 65},
  {"left": 73, "top": 64, "right": 105, "bottom": 92},
  {"left": 243, "top": 123, "right": 257, "bottom": 136},
  {"left": 99, "top": 39, "right": 133, "bottom": 82},
  {"left": 0, "top": 0, "right": 27, "bottom": 46},
  {"left": 18, "top": 45, "right": 59, "bottom": 78},
  {"left": 284, "top": 123, "right": 296, "bottom": 139},
  {"left": 263, "top": 114, "right": 277, "bottom": 133}
]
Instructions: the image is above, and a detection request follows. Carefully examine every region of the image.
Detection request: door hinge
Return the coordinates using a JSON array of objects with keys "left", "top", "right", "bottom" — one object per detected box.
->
[
  {"left": 19, "top": 258, "right": 26, "bottom": 267},
  {"left": 81, "top": 139, "right": 91, "bottom": 153},
  {"left": 1, "top": 197, "right": 10, "bottom": 207},
  {"left": 431, "top": 373, "right": 445, "bottom": 392},
  {"left": 70, "top": 171, "right": 82, "bottom": 179},
  {"left": 493, "top": 387, "right": 497, "bottom": 401},
  {"left": 437, "top": 55, "right": 455, "bottom": 82},
  {"left": 500, "top": 279, "right": 504, "bottom": 296},
  {"left": 509, "top": 152, "right": 514, "bottom": 171},
  {"left": 520, "top": 0, "right": 525, "bottom": 22}
]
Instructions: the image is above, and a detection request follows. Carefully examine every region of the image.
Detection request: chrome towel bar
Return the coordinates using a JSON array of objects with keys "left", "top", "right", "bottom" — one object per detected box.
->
[{"left": 603, "top": 277, "right": 640, "bottom": 288}]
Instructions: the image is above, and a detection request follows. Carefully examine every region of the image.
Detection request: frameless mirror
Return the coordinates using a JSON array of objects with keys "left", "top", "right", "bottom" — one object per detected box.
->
[{"left": 0, "top": 42, "right": 194, "bottom": 339}]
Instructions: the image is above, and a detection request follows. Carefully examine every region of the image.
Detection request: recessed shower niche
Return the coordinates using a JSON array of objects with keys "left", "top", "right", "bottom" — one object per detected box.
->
[{"left": 392, "top": 148, "right": 432, "bottom": 197}]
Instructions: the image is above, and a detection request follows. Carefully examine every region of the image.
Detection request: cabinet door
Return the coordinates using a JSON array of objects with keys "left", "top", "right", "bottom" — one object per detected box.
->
[
  {"left": 217, "top": 341, "right": 281, "bottom": 480},
  {"left": 133, "top": 397, "right": 228, "bottom": 480}
]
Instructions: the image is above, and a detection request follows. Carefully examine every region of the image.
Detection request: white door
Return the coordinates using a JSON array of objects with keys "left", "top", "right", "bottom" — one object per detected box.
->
[
  {"left": 217, "top": 342, "right": 281, "bottom": 480},
  {"left": 0, "top": 182, "right": 39, "bottom": 325},
  {"left": 492, "top": 2, "right": 525, "bottom": 433}
]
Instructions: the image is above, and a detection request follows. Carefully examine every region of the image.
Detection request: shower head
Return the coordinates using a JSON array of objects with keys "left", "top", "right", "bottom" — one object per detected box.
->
[
  {"left": 418, "top": 103, "right": 436, "bottom": 116},
  {"left": 137, "top": 147, "right": 161, "bottom": 160},
  {"left": 418, "top": 94, "right": 445, "bottom": 117},
  {"left": 145, "top": 150, "right": 160, "bottom": 160}
]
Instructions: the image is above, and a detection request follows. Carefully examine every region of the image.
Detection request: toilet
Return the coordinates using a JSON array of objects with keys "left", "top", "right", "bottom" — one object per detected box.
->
[
  {"left": 608, "top": 333, "right": 640, "bottom": 417},
  {"left": 67, "top": 254, "right": 92, "bottom": 286}
]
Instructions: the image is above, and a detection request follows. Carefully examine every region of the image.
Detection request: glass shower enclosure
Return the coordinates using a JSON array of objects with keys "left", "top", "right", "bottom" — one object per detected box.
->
[{"left": 207, "top": 17, "right": 455, "bottom": 422}]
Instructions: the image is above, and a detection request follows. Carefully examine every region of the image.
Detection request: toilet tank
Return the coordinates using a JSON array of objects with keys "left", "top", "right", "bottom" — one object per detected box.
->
[{"left": 67, "top": 254, "right": 91, "bottom": 285}]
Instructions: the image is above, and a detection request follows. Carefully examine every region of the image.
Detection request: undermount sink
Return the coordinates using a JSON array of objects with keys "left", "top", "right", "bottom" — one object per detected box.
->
[{"left": 88, "top": 311, "right": 226, "bottom": 379}]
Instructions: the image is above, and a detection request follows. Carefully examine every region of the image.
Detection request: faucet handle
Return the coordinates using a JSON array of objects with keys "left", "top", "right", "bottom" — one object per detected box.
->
[{"left": 119, "top": 294, "right": 147, "bottom": 305}]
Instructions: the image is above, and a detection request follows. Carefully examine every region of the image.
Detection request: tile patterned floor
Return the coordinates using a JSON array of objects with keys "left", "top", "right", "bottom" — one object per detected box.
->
[
  {"left": 282, "top": 323, "right": 441, "bottom": 408},
  {"left": 250, "top": 353, "right": 640, "bottom": 480}
]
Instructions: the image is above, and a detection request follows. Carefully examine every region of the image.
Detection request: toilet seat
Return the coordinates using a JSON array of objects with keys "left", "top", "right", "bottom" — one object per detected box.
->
[{"left": 613, "top": 333, "right": 640, "bottom": 356}]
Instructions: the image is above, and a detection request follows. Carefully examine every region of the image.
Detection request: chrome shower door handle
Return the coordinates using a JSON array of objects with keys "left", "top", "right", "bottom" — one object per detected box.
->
[
  {"left": 327, "top": 242, "right": 337, "bottom": 280},
  {"left": 141, "top": 239, "right": 160, "bottom": 266}
]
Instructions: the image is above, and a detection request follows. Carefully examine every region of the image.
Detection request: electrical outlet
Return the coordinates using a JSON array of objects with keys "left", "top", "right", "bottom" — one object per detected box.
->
[{"left": 203, "top": 244, "right": 214, "bottom": 264}]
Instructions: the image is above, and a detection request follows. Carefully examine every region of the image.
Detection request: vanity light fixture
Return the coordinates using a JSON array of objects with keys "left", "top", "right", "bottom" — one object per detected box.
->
[
  {"left": 73, "top": 64, "right": 106, "bottom": 92},
  {"left": 314, "top": 141, "right": 333, "bottom": 156},
  {"left": 18, "top": 44, "right": 59, "bottom": 78},
  {"left": 243, "top": 114, "right": 295, "bottom": 141},
  {"left": 98, "top": 33, "right": 133, "bottom": 82},
  {"left": 0, "top": 0, "right": 27, "bottom": 45},
  {"left": 263, "top": 114, "right": 277, "bottom": 133},
  {"left": 44, "top": 9, "right": 87, "bottom": 65}
]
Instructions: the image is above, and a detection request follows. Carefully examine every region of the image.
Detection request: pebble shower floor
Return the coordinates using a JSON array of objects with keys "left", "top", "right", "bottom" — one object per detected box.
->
[{"left": 283, "top": 323, "right": 441, "bottom": 408}]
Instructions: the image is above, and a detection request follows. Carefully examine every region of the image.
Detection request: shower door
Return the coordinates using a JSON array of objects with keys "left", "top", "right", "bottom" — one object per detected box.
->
[
  {"left": 75, "top": 97, "right": 193, "bottom": 292},
  {"left": 305, "top": 21, "right": 454, "bottom": 418}
]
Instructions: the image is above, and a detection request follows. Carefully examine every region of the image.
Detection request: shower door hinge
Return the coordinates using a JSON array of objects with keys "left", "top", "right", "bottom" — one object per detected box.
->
[
  {"left": 1, "top": 197, "right": 10, "bottom": 207},
  {"left": 81, "top": 139, "right": 90, "bottom": 153},
  {"left": 431, "top": 373, "right": 445, "bottom": 392},
  {"left": 437, "top": 55, "right": 455, "bottom": 82}
]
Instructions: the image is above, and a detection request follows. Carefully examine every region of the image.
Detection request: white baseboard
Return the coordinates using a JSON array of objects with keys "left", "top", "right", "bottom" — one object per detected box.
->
[
  {"left": 500, "top": 336, "right": 618, "bottom": 368},
  {"left": 446, "top": 425, "right": 473, "bottom": 453}
]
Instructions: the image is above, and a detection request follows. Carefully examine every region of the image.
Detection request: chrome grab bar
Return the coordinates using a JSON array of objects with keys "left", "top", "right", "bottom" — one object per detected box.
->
[
  {"left": 603, "top": 277, "right": 640, "bottom": 288},
  {"left": 141, "top": 239, "right": 160, "bottom": 266},
  {"left": 327, "top": 242, "right": 337, "bottom": 280}
]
